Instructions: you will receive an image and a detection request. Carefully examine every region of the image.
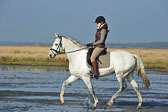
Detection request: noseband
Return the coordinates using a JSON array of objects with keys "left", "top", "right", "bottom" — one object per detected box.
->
[{"left": 50, "top": 36, "right": 63, "bottom": 55}]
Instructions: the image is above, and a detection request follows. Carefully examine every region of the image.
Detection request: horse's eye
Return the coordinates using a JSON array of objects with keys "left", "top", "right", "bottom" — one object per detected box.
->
[{"left": 55, "top": 44, "right": 58, "bottom": 46}]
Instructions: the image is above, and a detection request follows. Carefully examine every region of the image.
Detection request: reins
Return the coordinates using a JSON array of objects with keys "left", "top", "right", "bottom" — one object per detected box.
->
[
  {"left": 65, "top": 47, "right": 87, "bottom": 53},
  {"left": 50, "top": 36, "right": 87, "bottom": 54},
  {"left": 50, "top": 47, "right": 87, "bottom": 54}
]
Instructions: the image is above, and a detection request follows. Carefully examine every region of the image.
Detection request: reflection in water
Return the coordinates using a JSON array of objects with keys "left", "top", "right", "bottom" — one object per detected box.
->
[{"left": 0, "top": 65, "right": 168, "bottom": 112}]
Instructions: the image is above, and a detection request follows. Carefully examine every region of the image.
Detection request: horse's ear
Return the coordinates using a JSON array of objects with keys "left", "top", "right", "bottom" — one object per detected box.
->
[{"left": 55, "top": 33, "right": 60, "bottom": 38}]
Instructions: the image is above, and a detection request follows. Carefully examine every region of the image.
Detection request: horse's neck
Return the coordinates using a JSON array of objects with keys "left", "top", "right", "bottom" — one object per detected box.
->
[
  {"left": 63, "top": 37, "right": 81, "bottom": 53},
  {"left": 63, "top": 37, "right": 82, "bottom": 62}
]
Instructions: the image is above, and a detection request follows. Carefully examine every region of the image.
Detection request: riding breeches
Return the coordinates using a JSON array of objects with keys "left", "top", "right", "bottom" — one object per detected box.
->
[{"left": 91, "top": 47, "right": 104, "bottom": 62}]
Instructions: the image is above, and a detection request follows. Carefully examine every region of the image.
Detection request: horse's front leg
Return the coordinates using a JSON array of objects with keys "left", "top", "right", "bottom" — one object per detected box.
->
[
  {"left": 60, "top": 75, "right": 78, "bottom": 104},
  {"left": 82, "top": 76, "right": 98, "bottom": 109}
]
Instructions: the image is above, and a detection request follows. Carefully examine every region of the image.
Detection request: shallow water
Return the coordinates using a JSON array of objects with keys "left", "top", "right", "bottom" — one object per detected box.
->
[{"left": 0, "top": 66, "right": 168, "bottom": 112}]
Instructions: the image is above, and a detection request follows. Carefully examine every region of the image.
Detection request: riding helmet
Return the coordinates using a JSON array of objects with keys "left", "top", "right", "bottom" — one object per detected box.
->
[{"left": 95, "top": 16, "right": 106, "bottom": 23}]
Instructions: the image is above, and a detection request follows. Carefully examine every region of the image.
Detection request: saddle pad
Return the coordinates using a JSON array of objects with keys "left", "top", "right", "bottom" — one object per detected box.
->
[{"left": 87, "top": 52, "right": 110, "bottom": 68}]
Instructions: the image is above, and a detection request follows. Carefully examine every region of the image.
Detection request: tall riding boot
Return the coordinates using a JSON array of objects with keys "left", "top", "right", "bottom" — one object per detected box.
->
[{"left": 91, "top": 60, "right": 99, "bottom": 79}]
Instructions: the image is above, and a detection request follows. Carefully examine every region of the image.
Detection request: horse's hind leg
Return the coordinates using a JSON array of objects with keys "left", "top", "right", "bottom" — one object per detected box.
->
[
  {"left": 108, "top": 74, "right": 127, "bottom": 105},
  {"left": 127, "top": 75, "right": 142, "bottom": 109},
  {"left": 60, "top": 75, "right": 78, "bottom": 104}
]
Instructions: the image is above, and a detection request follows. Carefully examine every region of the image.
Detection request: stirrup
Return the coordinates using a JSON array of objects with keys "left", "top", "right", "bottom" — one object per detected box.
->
[{"left": 89, "top": 68, "right": 94, "bottom": 78}]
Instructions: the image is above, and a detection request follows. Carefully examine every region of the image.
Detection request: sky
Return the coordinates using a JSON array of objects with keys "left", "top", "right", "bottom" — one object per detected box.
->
[{"left": 0, "top": 0, "right": 168, "bottom": 44}]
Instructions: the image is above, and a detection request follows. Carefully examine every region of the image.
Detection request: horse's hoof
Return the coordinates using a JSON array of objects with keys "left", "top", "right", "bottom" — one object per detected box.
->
[
  {"left": 136, "top": 106, "right": 141, "bottom": 110},
  {"left": 108, "top": 101, "right": 114, "bottom": 106},
  {"left": 104, "top": 104, "right": 111, "bottom": 110},
  {"left": 136, "top": 103, "right": 141, "bottom": 109},
  {"left": 61, "top": 98, "right": 65, "bottom": 104},
  {"left": 92, "top": 106, "right": 96, "bottom": 110}
]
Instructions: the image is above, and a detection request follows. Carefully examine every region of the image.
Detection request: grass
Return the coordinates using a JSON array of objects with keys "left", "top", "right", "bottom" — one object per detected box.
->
[
  {"left": 0, "top": 46, "right": 168, "bottom": 72},
  {"left": 0, "top": 46, "right": 68, "bottom": 66}
]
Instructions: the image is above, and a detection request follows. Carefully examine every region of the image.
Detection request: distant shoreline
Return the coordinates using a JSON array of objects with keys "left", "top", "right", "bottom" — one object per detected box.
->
[{"left": 1, "top": 41, "right": 168, "bottom": 49}]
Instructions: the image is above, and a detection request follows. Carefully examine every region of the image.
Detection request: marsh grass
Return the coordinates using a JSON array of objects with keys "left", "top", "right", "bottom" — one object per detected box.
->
[
  {"left": 0, "top": 46, "right": 68, "bottom": 66},
  {"left": 0, "top": 46, "right": 168, "bottom": 71}
]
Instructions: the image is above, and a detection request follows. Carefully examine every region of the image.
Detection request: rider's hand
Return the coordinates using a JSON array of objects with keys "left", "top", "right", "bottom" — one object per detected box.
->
[{"left": 86, "top": 43, "right": 93, "bottom": 47}]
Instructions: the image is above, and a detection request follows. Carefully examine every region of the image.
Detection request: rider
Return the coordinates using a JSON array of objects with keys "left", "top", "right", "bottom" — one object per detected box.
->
[{"left": 86, "top": 16, "right": 109, "bottom": 79}]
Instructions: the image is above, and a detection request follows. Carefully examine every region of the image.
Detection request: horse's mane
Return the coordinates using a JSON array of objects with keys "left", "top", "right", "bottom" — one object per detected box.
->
[{"left": 62, "top": 36, "right": 84, "bottom": 48}]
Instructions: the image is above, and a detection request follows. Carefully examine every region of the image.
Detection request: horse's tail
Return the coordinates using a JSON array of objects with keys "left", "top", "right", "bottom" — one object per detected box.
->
[{"left": 134, "top": 54, "right": 150, "bottom": 89}]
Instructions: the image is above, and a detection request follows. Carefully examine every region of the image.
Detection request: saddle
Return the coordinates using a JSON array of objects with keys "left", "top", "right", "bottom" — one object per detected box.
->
[{"left": 87, "top": 48, "right": 110, "bottom": 68}]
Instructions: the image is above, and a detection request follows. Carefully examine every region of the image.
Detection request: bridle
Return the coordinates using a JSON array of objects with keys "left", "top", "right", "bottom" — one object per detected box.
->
[
  {"left": 50, "top": 36, "right": 87, "bottom": 55},
  {"left": 50, "top": 36, "right": 64, "bottom": 55}
]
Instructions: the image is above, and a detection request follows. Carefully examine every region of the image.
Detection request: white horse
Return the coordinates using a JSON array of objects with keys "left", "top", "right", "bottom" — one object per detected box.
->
[{"left": 48, "top": 33, "right": 150, "bottom": 109}]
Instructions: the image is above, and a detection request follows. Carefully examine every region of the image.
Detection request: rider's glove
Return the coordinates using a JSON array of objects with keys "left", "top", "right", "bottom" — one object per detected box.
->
[{"left": 86, "top": 43, "right": 93, "bottom": 47}]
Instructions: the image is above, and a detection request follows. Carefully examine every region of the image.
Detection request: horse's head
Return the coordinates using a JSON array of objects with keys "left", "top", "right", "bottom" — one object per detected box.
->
[{"left": 48, "top": 33, "right": 65, "bottom": 58}]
